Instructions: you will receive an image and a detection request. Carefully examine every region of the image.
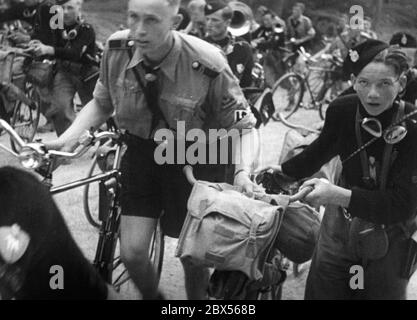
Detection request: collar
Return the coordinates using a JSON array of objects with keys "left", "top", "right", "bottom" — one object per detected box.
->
[
  {"left": 205, "top": 32, "right": 234, "bottom": 53},
  {"left": 126, "top": 31, "right": 181, "bottom": 82},
  {"left": 358, "top": 99, "right": 399, "bottom": 130}
]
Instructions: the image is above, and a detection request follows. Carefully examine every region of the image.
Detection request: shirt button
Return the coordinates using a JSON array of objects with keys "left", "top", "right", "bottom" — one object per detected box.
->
[
  {"left": 192, "top": 61, "right": 200, "bottom": 69},
  {"left": 128, "top": 40, "right": 134, "bottom": 47}
]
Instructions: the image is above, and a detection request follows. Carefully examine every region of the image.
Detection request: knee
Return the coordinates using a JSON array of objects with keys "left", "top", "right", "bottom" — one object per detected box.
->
[
  {"left": 120, "top": 240, "right": 150, "bottom": 267},
  {"left": 181, "top": 258, "right": 207, "bottom": 275}
]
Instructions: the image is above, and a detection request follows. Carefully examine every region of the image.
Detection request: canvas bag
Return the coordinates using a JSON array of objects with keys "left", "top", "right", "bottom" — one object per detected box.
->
[
  {"left": 24, "top": 60, "right": 55, "bottom": 88},
  {"left": 175, "top": 181, "right": 287, "bottom": 281}
]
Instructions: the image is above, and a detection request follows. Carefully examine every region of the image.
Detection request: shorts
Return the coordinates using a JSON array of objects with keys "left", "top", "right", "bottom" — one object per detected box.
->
[{"left": 120, "top": 134, "right": 232, "bottom": 238}]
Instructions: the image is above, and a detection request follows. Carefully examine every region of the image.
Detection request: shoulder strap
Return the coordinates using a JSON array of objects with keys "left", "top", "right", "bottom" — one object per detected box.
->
[
  {"left": 354, "top": 101, "right": 404, "bottom": 190},
  {"left": 126, "top": 47, "right": 168, "bottom": 138},
  {"left": 380, "top": 100, "right": 405, "bottom": 190}
]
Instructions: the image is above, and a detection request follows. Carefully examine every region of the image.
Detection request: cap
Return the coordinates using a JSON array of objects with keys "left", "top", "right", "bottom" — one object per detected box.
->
[
  {"left": 204, "top": 0, "right": 228, "bottom": 16},
  {"left": 343, "top": 39, "right": 389, "bottom": 76},
  {"left": 389, "top": 32, "right": 417, "bottom": 48}
]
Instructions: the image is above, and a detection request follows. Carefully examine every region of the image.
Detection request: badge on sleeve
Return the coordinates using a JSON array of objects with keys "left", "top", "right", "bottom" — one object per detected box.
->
[
  {"left": 349, "top": 50, "right": 360, "bottom": 63},
  {"left": 0, "top": 225, "right": 30, "bottom": 264},
  {"left": 236, "top": 64, "right": 245, "bottom": 74}
]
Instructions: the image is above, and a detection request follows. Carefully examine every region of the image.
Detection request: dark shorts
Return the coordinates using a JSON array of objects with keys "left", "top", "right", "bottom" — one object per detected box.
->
[{"left": 120, "top": 135, "right": 233, "bottom": 238}]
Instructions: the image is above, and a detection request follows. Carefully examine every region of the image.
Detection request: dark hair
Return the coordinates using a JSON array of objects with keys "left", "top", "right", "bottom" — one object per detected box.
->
[{"left": 372, "top": 48, "right": 410, "bottom": 75}]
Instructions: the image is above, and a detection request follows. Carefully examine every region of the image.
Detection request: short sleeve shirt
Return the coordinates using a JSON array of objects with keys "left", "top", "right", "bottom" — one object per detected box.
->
[
  {"left": 93, "top": 30, "right": 256, "bottom": 139},
  {"left": 287, "top": 15, "right": 314, "bottom": 40}
]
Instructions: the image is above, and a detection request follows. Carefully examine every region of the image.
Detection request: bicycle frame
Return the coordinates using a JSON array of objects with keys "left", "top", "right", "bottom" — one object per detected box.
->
[{"left": 0, "top": 118, "right": 127, "bottom": 282}]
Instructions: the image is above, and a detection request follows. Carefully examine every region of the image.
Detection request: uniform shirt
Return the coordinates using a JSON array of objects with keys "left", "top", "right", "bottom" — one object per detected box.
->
[
  {"left": 52, "top": 22, "right": 96, "bottom": 65},
  {"left": 0, "top": 0, "right": 56, "bottom": 46},
  {"left": 282, "top": 94, "right": 417, "bottom": 226},
  {"left": 204, "top": 33, "right": 254, "bottom": 88},
  {"left": 251, "top": 25, "right": 286, "bottom": 51},
  {"left": 286, "top": 15, "right": 314, "bottom": 41},
  {"left": 94, "top": 30, "right": 256, "bottom": 139}
]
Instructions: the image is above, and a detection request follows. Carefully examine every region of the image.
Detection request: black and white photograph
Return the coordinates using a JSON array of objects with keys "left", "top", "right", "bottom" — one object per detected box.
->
[{"left": 1, "top": 0, "right": 417, "bottom": 304}]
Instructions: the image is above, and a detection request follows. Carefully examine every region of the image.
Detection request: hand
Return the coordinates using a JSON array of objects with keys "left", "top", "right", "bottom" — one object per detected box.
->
[
  {"left": 251, "top": 38, "right": 263, "bottom": 48},
  {"left": 258, "top": 164, "right": 282, "bottom": 174},
  {"left": 42, "top": 138, "right": 80, "bottom": 168},
  {"left": 234, "top": 171, "right": 264, "bottom": 198},
  {"left": 43, "top": 137, "right": 79, "bottom": 153},
  {"left": 293, "top": 39, "right": 303, "bottom": 46},
  {"left": 30, "top": 42, "right": 54, "bottom": 57},
  {"left": 299, "top": 178, "right": 335, "bottom": 207},
  {"left": 8, "top": 32, "right": 30, "bottom": 44}
]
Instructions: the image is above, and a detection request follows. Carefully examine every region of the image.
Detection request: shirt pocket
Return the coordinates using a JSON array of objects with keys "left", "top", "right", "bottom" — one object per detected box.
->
[
  {"left": 160, "top": 95, "right": 201, "bottom": 131},
  {"left": 114, "top": 77, "right": 146, "bottom": 119}
]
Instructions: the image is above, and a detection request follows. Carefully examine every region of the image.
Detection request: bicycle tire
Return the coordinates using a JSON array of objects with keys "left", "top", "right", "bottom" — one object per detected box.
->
[
  {"left": 306, "top": 69, "right": 326, "bottom": 105},
  {"left": 82, "top": 156, "right": 102, "bottom": 229},
  {"left": 10, "top": 81, "right": 40, "bottom": 152},
  {"left": 93, "top": 182, "right": 165, "bottom": 296},
  {"left": 318, "top": 82, "right": 342, "bottom": 120},
  {"left": 271, "top": 72, "right": 304, "bottom": 121},
  {"left": 0, "top": 98, "right": 7, "bottom": 136},
  {"left": 98, "top": 218, "right": 165, "bottom": 295}
]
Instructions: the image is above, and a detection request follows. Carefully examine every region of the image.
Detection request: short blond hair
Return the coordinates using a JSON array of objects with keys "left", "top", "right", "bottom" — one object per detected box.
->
[
  {"left": 187, "top": 0, "right": 206, "bottom": 11},
  {"left": 167, "top": 0, "right": 181, "bottom": 11}
]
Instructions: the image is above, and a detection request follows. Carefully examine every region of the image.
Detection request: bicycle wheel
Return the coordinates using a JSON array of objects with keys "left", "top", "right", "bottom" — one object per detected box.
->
[
  {"left": 10, "top": 81, "right": 40, "bottom": 151},
  {"left": 0, "top": 98, "right": 7, "bottom": 136},
  {"left": 271, "top": 73, "right": 304, "bottom": 121},
  {"left": 305, "top": 69, "right": 326, "bottom": 107},
  {"left": 94, "top": 185, "right": 165, "bottom": 297},
  {"left": 83, "top": 155, "right": 104, "bottom": 229},
  {"left": 83, "top": 139, "right": 121, "bottom": 229},
  {"left": 101, "top": 219, "right": 165, "bottom": 297},
  {"left": 318, "top": 82, "right": 342, "bottom": 120}
]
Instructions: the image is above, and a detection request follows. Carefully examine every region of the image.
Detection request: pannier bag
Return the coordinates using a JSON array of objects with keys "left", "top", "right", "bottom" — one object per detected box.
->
[
  {"left": 255, "top": 176, "right": 321, "bottom": 264},
  {"left": 273, "top": 199, "right": 321, "bottom": 264},
  {"left": 24, "top": 60, "right": 56, "bottom": 88},
  {"left": 175, "top": 181, "right": 288, "bottom": 281}
]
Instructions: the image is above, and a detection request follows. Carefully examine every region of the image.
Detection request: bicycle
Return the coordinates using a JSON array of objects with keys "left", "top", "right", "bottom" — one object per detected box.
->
[
  {"left": 0, "top": 118, "right": 164, "bottom": 297},
  {"left": 0, "top": 46, "right": 41, "bottom": 151},
  {"left": 271, "top": 46, "right": 345, "bottom": 123}
]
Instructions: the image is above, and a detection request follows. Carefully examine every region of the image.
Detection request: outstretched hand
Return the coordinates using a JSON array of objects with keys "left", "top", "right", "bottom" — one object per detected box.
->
[{"left": 234, "top": 171, "right": 264, "bottom": 198}]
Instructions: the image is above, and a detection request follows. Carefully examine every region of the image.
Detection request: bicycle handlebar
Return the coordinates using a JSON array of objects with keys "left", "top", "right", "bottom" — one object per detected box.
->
[
  {"left": 0, "top": 119, "right": 121, "bottom": 165},
  {"left": 0, "top": 118, "right": 26, "bottom": 148},
  {"left": 41, "top": 131, "right": 121, "bottom": 159},
  {"left": 288, "top": 186, "right": 313, "bottom": 203}
]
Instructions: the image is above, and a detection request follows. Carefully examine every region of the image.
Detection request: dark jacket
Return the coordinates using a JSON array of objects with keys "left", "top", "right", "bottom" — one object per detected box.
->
[
  {"left": 0, "top": 0, "right": 57, "bottom": 46},
  {"left": 282, "top": 94, "right": 417, "bottom": 226},
  {"left": 0, "top": 167, "right": 108, "bottom": 299},
  {"left": 205, "top": 33, "right": 254, "bottom": 88}
]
